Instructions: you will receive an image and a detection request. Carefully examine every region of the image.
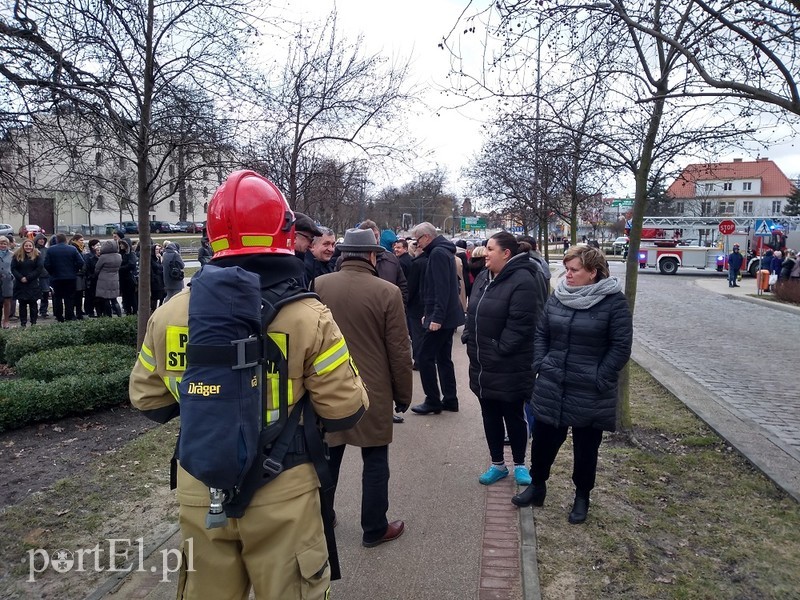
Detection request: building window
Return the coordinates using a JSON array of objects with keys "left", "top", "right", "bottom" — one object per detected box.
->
[
  {"left": 772, "top": 200, "right": 782, "bottom": 214},
  {"left": 202, "top": 170, "right": 208, "bottom": 180},
  {"left": 169, "top": 164, "right": 175, "bottom": 177},
  {"left": 743, "top": 182, "right": 752, "bottom": 191},
  {"left": 120, "top": 177, "right": 127, "bottom": 189},
  {"left": 203, "top": 187, "right": 208, "bottom": 197},
  {"left": 188, "top": 185, "right": 194, "bottom": 198},
  {"left": 723, "top": 182, "right": 732, "bottom": 191},
  {"left": 676, "top": 202, "right": 684, "bottom": 214},
  {"left": 188, "top": 201, "right": 193, "bottom": 212},
  {"left": 118, "top": 157, "right": 125, "bottom": 170},
  {"left": 95, "top": 152, "right": 102, "bottom": 167},
  {"left": 743, "top": 201, "right": 753, "bottom": 214},
  {"left": 703, "top": 183, "right": 714, "bottom": 192},
  {"left": 719, "top": 201, "right": 735, "bottom": 214},
  {"left": 701, "top": 201, "right": 712, "bottom": 215},
  {"left": 169, "top": 200, "right": 176, "bottom": 212},
  {"left": 97, "top": 195, "right": 105, "bottom": 210},
  {"left": 203, "top": 202, "right": 208, "bottom": 213}
]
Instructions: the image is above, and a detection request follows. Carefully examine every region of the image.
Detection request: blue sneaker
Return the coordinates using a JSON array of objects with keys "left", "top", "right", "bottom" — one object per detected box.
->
[
  {"left": 479, "top": 465, "right": 509, "bottom": 485},
  {"left": 514, "top": 465, "right": 532, "bottom": 485}
]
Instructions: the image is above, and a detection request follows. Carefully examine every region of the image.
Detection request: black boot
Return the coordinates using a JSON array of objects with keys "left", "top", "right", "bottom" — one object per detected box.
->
[
  {"left": 511, "top": 482, "right": 546, "bottom": 507},
  {"left": 568, "top": 493, "right": 590, "bottom": 524}
]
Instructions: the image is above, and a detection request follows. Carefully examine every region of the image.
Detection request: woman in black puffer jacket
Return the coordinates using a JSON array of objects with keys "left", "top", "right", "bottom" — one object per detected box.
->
[
  {"left": 512, "top": 245, "right": 632, "bottom": 525},
  {"left": 463, "top": 232, "right": 548, "bottom": 487}
]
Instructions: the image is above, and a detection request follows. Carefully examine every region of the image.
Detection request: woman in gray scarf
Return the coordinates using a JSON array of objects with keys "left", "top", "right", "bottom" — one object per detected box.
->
[{"left": 512, "top": 245, "right": 632, "bottom": 525}]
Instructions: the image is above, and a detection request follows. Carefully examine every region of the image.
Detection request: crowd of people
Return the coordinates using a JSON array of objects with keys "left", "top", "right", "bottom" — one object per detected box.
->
[
  {"left": 128, "top": 169, "right": 635, "bottom": 599},
  {"left": 0, "top": 229, "right": 219, "bottom": 327}
]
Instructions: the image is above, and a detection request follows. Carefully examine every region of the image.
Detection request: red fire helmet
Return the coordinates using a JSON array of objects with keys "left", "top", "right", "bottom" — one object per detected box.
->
[{"left": 206, "top": 171, "right": 295, "bottom": 258}]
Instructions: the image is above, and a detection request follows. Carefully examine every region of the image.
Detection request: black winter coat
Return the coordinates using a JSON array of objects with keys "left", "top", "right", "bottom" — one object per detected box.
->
[
  {"left": 531, "top": 289, "right": 632, "bottom": 431},
  {"left": 463, "top": 253, "right": 546, "bottom": 402},
  {"left": 407, "top": 253, "right": 428, "bottom": 320},
  {"left": 12, "top": 253, "right": 44, "bottom": 302},
  {"left": 421, "top": 236, "right": 465, "bottom": 329}
]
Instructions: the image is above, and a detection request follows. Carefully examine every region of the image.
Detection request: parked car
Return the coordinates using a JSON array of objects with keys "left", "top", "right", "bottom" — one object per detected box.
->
[
  {"left": 120, "top": 220, "right": 139, "bottom": 234},
  {"left": 150, "top": 220, "right": 176, "bottom": 234},
  {"left": 612, "top": 236, "right": 629, "bottom": 249},
  {"left": 0, "top": 224, "right": 13, "bottom": 237},
  {"left": 19, "top": 224, "right": 44, "bottom": 237},
  {"left": 174, "top": 221, "right": 202, "bottom": 233}
]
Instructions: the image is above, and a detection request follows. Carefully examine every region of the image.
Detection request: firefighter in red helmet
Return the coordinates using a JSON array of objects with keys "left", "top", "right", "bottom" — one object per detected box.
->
[{"left": 130, "top": 170, "right": 368, "bottom": 599}]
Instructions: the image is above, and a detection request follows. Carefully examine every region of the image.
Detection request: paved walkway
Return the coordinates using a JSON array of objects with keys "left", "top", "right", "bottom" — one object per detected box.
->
[
  {"left": 87, "top": 268, "right": 800, "bottom": 599},
  {"left": 92, "top": 338, "right": 525, "bottom": 600}
]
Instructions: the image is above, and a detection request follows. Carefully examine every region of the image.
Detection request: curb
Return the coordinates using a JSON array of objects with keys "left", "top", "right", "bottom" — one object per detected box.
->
[
  {"left": 84, "top": 523, "right": 180, "bottom": 600},
  {"left": 632, "top": 341, "right": 800, "bottom": 503},
  {"left": 518, "top": 506, "right": 541, "bottom": 600}
]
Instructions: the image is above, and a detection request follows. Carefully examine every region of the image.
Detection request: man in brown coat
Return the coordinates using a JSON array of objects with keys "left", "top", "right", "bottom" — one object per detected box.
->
[{"left": 315, "top": 228, "right": 413, "bottom": 548}]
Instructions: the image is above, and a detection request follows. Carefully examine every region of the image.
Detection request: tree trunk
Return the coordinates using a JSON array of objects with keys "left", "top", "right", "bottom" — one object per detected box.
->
[
  {"left": 617, "top": 94, "right": 666, "bottom": 432},
  {"left": 135, "top": 0, "right": 156, "bottom": 349}
]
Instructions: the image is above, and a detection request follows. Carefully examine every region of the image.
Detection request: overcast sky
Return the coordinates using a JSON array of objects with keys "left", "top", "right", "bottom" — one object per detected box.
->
[{"left": 285, "top": 1, "right": 799, "bottom": 201}]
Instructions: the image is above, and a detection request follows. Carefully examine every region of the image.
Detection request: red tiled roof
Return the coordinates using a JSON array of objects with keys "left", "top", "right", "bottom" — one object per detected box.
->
[{"left": 667, "top": 159, "right": 794, "bottom": 198}]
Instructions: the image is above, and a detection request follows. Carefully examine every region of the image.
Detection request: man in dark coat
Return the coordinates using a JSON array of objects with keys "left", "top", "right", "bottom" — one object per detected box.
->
[
  {"left": 304, "top": 227, "right": 336, "bottom": 290},
  {"left": 406, "top": 242, "right": 428, "bottom": 369},
  {"left": 409, "top": 222, "right": 465, "bottom": 415},
  {"left": 43, "top": 232, "right": 85, "bottom": 322},
  {"left": 393, "top": 239, "right": 412, "bottom": 279},
  {"left": 315, "top": 228, "right": 412, "bottom": 549},
  {"left": 293, "top": 212, "right": 322, "bottom": 263},
  {"left": 727, "top": 243, "right": 744, "bottom": 287}
]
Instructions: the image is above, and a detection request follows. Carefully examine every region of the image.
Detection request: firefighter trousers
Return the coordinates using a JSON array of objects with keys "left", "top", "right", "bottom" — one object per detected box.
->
[{"left": 176, "top": 486, "right": 330, "bottom": 599}]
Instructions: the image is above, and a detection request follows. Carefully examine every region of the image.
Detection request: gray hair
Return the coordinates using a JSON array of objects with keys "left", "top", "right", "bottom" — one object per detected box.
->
[
  {"left": 411, "top": 222, "right": 436, "bottom": 238},
  {"left": 311, "top": 227, "right": 335, "bottom": 245}
]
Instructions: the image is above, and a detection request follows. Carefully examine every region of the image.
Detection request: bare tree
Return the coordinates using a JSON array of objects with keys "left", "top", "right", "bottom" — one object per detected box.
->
[
  {"left": 1, "top": 0, "right": 269, "bottom": 343},
  {"left": 444, "top": 0, "right": 759, "bottom": 430},
  {"left": 602, "top": 0, "right": 800, "bottom": 116},
  {"left": 251, "top": 12, "right": 419, "bottom": 211}
]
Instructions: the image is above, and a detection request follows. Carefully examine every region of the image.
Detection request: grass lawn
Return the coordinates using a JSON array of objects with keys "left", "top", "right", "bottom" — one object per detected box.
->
[{"left": 533, "top": 363, "right": 800, "bottom": 599}]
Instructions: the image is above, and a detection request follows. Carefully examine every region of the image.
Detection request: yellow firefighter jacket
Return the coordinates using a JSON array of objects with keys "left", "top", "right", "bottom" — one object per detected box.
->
[{"left": 129, "top": 287, "right": 368, "bottom": 507}]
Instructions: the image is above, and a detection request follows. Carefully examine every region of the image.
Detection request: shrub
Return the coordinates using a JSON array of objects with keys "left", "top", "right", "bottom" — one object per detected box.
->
[
  {"left": 3, "top": 316, "right": 137, "bottom": 366},
  {"left": 0, "top": 370, "right": 131, "bottom": 432},
  {"left": 15, "top": 343, "right": 136, "bottom": 382}
]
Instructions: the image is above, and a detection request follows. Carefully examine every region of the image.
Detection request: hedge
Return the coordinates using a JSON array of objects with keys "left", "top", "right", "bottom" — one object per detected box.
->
[
  {"left": 0, "top": 370, "right": 132, "bottom": 432},
  {"left": 1, "top": 316, "right": 137, "bottom": 365},
  {"left": 15, "top": 343, "right": 136, "bottom": 382}
]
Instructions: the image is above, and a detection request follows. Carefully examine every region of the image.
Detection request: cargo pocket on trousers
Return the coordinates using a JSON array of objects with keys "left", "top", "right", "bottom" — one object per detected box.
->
[{"left": 296, "top": 537, "right": 330, "bottom": 600}]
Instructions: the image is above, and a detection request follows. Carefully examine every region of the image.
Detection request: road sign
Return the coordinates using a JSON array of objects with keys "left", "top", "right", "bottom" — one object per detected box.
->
[
  {"left": 460, "top": 217, "right": 487, "bottom": 229},
  {"left": 611, "top": 198, "right": 634, "bottom": 207},
  {"left": 718, "top": 220, "right": 736, "bottom": 235},
  {"left": 754, "top": 219, "right": 773, "bottom": 236}
]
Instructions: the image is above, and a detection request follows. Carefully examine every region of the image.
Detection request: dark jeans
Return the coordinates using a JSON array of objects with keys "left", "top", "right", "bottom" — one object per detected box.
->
[
  {"left": 121, "top": 279, "right": 137, "bottom": 315},
  {"left": 530, "top": 420, "right": 604, "bottom": 495},
  {"left": 327, "top": 444, "right": 389, "bottom": 544},
  {"left": 478, "top": 396, "right": 528, "bottom": 465},
  {"left": 51, "top": 279, "right": 77, "bottom": 322},
  {"left": 417, "top": 327, "right": 458, "bottom": 408},
  {"left": 39, "top": 277, "right": 50, "bottom": 316},
  {"left": 408, "top": 313, "right": 425, "bottom": 364},
  {"left": 18, "top": 300, "right": 37, "bottom": 326},
  {"left": 728, "top": 268, "right": 740, "bottom": 286},
  {"left": 84, "top": 284, "right": 96, "bottom": 316}
]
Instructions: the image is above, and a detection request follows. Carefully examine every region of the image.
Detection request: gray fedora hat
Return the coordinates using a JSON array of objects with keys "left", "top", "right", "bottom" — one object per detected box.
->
[{"left": 337, "top": 228, "right": 385, "bottom": 253}]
